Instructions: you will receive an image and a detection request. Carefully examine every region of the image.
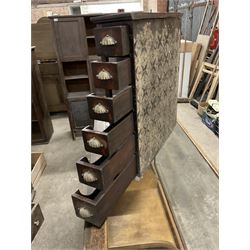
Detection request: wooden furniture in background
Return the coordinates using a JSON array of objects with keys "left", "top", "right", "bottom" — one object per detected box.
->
[
  {"left": 31, "top": 203, "right": 44, "bottom": 242},
  {"left": 38, "top": 61, "right": 65, "bottom": 112},
  {"left": 32, "top": 152, "right": 47, "bottom": 188},
  {"left": 32, "top": 17, "right": 66, "bottom": 112},
  {"left": 66, "top": 92, "right": 92, "bottom": 139},
  {"left": 50, "top": 14, "right": 100, "bottom": 97},
  {"left": 49, "top": 14, "right": 101, "bottom": 139},
  {"left": 32, "top": 47, "right": 53, "bottom": 144}
]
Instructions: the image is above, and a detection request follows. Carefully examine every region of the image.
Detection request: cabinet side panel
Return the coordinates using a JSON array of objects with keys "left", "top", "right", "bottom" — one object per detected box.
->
[{"left": 133, "top": 18, "right": 181, "bottom": 172}]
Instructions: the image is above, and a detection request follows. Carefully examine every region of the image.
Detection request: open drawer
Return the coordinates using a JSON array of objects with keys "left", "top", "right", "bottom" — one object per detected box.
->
[
  {"left": 94, "top": 25, "right": 130, "bottom": 57},
  {"left": 76, "top": 135, "right": 135, "bottom": 190},
  {"left": 82, "top": 112, "right": 134, "bottom": 156},
  {"left": 87, "top": 86, "right": 133, "bottom": 123},
  {"left": 72, "top": 155, "right": 136, "bottom": 227},
  {"left": 90, "top": 58, "right": 131, "bottom": 90}
]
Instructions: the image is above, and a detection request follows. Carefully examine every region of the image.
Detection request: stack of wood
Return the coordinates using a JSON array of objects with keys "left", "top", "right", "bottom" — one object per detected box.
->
[
  {"left": 189, "top": 0, "right": 219, "bottom": 107},
  {"left": 178, "top": 0, "right": 219, "bottom": 109}
]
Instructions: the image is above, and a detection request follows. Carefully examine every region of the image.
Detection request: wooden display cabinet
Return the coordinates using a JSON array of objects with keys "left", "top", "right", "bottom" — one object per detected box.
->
[
  {"left": 49, "top": 14, "right": 102, "bottom": 139},
  {"left": 32, "top": 47, "right": 53, "bottom": 144},
  {"left": 50, "top": 16, "right": 88, "bottom": 62},
  {"left": 32, "top": 17, "right": 66, "bottom": 113}
]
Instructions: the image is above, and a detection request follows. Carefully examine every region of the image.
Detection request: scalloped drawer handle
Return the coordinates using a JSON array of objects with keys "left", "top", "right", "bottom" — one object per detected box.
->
[
  {"left": 87, "top": 137, "right": 103, "bottom": 148},
  {"left": 92, "top": 103, "right": 109, "bottom": 114},
  {"left": 33, "top": 220, "right": 40, "bottom": 226},
  {"left": 100, "top": 35, "right": 117, "bottom": 45},
  {"left": 82, "top": 171, "right": 98, "bottom": 182},
  {"left": 96, "top": 69, "right": 112, "bottom": 80},
  {"left": 79, "top": 207, "right": 93, "bottom": 218}
]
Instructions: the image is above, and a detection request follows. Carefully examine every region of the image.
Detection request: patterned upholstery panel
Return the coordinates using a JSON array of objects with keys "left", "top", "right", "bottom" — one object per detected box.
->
[{"left": 133, "top": 18, "right": 181, "bottom": 172}]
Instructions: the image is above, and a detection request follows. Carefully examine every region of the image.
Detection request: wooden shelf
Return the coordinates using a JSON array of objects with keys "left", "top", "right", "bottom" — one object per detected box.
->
[
  {"left": 67, "top": 91, "right": 90, "bottom": 100},
  {"left": 64, "top": 74, "right": 89, "bottom": 81},
  {"left": 86, "top": 36, "right": 95, "bottom": 39}
]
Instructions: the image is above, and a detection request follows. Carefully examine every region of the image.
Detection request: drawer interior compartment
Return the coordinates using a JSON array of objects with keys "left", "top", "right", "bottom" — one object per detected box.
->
[
  {"left": 65, "top": 78, "right": 90, "bottom": 92},
  {"left": 87, "top": 86, "right": 133, "bottom": 123},
  {"left": 87, "top": 37, "right": 96, "bottom": 56},
  {"left": 72, "top": 155, "right": 136, "bottom": 227},
  {"left": 76, "top": 134, "right": 135, "bottom": 190},
  {"left": 91, "top": 58, "right": 131, "bottom": 90},
  {"left": 62, "top": 61, "right": 88, "bottom": 77},
  {"left": 82, "top": 112, "right": 134, "bottom": 156},
  {"left": 94, "top": 25, "right": 130, "bottom": 57}
]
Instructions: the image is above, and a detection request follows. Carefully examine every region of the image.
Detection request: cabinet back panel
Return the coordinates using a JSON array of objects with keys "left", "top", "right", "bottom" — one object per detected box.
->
[
  {"left": 66, "top": 78, "right": 90, "bottom": 92},
  {"left": 32, "top": 122, "right": 43, "bottom": 140},
  {"left": 63, "top": 61, "right": 88, "bottom": 76},
  {"left": 43, "top": 78, "right": 62, "bottom": 106},
  {"left": 87, "top": 39, "right": 96, "bottom": 56}
]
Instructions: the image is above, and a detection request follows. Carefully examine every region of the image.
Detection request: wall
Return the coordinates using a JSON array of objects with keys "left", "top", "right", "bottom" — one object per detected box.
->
[
  {"left": 143, "top": 0, "right": 167, "bottom": 12},
  {"left": 32, "top": 5, "right": 69, "bottom": 23},
  {"left": 81, "top": 1, "right": 142, "bottom": 14},
  {"left": 32, "top": 0, "right": 168, "bottom": 23},
  {"left": 32, "top": 0, "right": 143, "bottom": 23}
]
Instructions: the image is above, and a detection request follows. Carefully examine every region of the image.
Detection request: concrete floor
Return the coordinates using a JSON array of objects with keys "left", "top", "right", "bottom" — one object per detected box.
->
[
  {"left": 156, "top": 124, "right": 218, "bottom": 250},
  {"left": 177, "top": 103, "right": 219, "bottom": 173},
  {"left": 32, "top": 113, "right": 88, "bottom": 250}
]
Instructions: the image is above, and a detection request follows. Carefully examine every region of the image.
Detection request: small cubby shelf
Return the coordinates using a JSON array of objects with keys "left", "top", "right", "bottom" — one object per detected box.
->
[
  {"left": 66, "top": 78, "right": 90, "bottom": 93},
  {"left": 62, "top": 61, "right": 88, "bottom": 76},
  {"left": 64, "top": 74, "right": 89, "bottom": 80}
]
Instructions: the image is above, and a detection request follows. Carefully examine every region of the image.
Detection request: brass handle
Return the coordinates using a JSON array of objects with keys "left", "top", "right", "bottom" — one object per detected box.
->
[
  {"left": 100, "top": 35, "right": 117, "bottom": 45},
  {"left": 87, "top": 137, "right": 103, "bottom": 148},
  {"left": 34, "top": 220, "right": 40, "bottom": 226},
  {"left": 82, "top": 171, "right": 98, "bottom": 182},
  {"left": 92, "top": 103, "right": 109, "bottom": 114},
  {"left": 96, "top": 69, "right": 112, "bottom": 80},
  {"left": 79, "top": 207, "right": 93, "bottom": 218}
]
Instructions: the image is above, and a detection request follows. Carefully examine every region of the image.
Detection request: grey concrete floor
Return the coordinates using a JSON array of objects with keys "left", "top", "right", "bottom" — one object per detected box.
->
[
  {"left": 32, "top": 113, "right": 88, "bottom": 250},
  {"left": 177, "top": 103, "right": 219, "bottom": 173},
  {"left": 156, "top": 124, "right": 219, "bottom": 250}
]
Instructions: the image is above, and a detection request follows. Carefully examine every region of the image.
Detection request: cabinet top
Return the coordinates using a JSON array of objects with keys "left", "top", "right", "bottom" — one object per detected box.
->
[
  {"left": 48, "top": 13, "right": 103, "bottom": 19},
  {"left": 90, "top": 12, "right": 182, "bottom": 24}
]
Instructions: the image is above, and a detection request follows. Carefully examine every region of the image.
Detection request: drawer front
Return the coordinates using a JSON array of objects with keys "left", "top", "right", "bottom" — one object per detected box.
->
[
  {"left": 82, "top": 113, "right": 134, "bottom": 156},
  {"left": 38, "top": 62, "right": 59, "bottom": 76},
  {"left": 72, "top": 155, "right": 136, "bottom": 227},
  {"left": 94, "top": 26, "right": 130, "bottom": 57},
  {"left": 87, "top": 86, "right": 133, "bottom": 123},
  {"left": 91, "top": 58, "right": 131, "bottom": 90},
  {"left": 76, "top": 135, "right": 135, "bottom": 190},
  {"left": 31, "top": 203, "right": 44, "bottom": 241}
]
